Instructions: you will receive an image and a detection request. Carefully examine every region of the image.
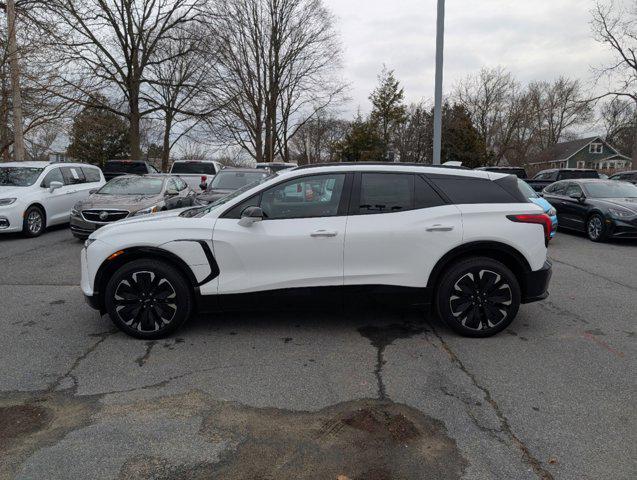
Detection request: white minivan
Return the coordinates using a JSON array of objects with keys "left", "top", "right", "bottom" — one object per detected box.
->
[{"left": 0, "top": 161, "right": 105, "bottom": 237}]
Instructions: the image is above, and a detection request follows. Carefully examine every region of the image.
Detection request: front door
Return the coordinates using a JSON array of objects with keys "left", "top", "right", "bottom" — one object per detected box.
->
[{"left": 212, "top": 173, "right": 350, "bottom": 302}]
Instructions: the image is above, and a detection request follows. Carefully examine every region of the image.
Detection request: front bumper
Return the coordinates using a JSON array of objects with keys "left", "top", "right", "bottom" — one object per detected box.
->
[
  {"left": 70, "top": 215, "right": 101, "bottom": 238},
  {"left": 521, "top": 260, "right": 552, "bottom": 304},
  {"left": 0, "top": 205, "right": 26, "bottom": 233},
  {"left": 606, "top": 217, "right": 637, "bottom": 239}
]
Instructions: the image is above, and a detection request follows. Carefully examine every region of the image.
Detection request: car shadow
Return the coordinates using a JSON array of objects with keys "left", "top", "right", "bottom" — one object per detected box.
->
[{"left": 0, "top": 223, "right": 72, "bottom": 242}]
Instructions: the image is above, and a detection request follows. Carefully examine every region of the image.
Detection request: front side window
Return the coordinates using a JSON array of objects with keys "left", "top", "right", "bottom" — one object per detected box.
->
[
  {"left": 564, "top": 183, "right": 583, "bottom": 197},
  {"left": 40, "top": 168, "right": 64, "bottom": 188},
  {"left": 98, "top": 176, "right": 164, "bottom": 195},
  {"left": 358, "top": 173, "right": 414, "bottom": 214},
  {"left": 260, "top": 174, "right": 346, "bottom": 219},
  {"left": 61, "top": 167, "right": 86, "bottom": 185},
  {"left": 0, "top": 167, "right": 43, "bottom": 187}
]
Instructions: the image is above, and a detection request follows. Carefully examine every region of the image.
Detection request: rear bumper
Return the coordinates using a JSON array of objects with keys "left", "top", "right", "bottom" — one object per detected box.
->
[{"left": 521, "top": 260, "right": 552, "bottom": 304}]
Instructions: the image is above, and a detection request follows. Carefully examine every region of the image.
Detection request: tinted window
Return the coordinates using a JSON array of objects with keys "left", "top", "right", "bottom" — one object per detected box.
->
[
  {"left": 82, "top": 167, "right": 101, "bottom": 183},
  {"left": 428, "top": 176, "right": 516, "bottom": 204},
  {"left": 210, "top": 171, "right": 269, "bottom": 190},
  {"left": 358, "top": 173, "right": 414, "bottom": 214},
  {"left": 415, "top": 175, "right": 445, "bottom": 209},
  {"left": 171, "top": 162, "right": 217, "bottom": 175},
  {"left": 559, "top": 170, "right": 598, "bottom": 180},
  {"left": 564, "top": 183, "right": 583, "bottom": 197},
  {"left": 61, "top": 166, "right": 86, "bottom": 185},
  {"left": 545, "top": 182, "right": 567, "bottom": 195},
  {"left": 40, "top": 168, "right": 64, "bottom": 188},
  {"left": 104, "top": 161, "right": 147, "bottom": 174},
  {"left": 261, "top": 174, "right": 345, "bottom": 219}
]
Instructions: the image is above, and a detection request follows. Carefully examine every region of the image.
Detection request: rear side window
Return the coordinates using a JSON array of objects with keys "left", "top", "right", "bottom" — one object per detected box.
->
[
  {"left": 171, "top": 162, "right": 217, "bottom": 175},
  {"left": 61, "top": 166, "right": 86, "bottom": 185},
  {"left": 415, "top": 175, "right": 445, "bottom": 209},
  {"left": 82, "top": 167, "right": 101, "bottom": 183},
  {"left": 428, "top": 176, "right": 518, "bottom": 204},
  {"left": 358, "top": 173, "right": 414, "bottom": 214}
]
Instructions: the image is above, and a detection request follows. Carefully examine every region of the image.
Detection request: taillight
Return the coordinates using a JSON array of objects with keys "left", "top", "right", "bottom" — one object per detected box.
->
[{"left": 507, "top": 213, "right": 552, "bottom": 246}]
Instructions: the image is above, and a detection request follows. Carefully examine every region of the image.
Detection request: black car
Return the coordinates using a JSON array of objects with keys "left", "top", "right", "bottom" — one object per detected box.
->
[
  {"left": 475, "top": 166, "right": 527, "bottom": 179},
  {"left": 542, "top": 179, "right": 637, "bottom": 241},
  {"left": 609, "top": 170, "right": 637, "bottom": 185},
  {"left": 196, "top": 168, "right": 270, "bottom": 204},
  {"left": 102, "top": 160, "right": 160, "bottom": 181},
  {"left": 526, "top": 168, "right": 599, "bottom": 192}
]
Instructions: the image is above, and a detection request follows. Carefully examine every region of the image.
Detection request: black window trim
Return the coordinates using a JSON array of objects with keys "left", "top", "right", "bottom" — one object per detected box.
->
[{"left": 220, "top": 171, "right": 354, "bottom": 220}]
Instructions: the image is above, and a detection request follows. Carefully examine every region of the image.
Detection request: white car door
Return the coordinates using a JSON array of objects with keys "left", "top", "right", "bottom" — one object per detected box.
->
[
  {"left": 60, "top": 166, "right": 90, "bottom": 215},
  {"left": 344, "top": 172, "right": 463, "bottom": 288},
  {"left": 212, "top": 173, "right": 349, "bottom": 295},
  {"left": 39, "top": 167, "right": 72, "bottom": 225}
]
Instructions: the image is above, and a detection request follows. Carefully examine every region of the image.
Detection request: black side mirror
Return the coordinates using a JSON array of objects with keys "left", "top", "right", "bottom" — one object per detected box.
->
[{"left": 238, "top": 206, "right": 263, "bottom": 227}]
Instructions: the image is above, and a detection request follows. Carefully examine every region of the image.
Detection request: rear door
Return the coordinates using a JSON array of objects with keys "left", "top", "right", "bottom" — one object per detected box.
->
[
  {"left": 343, "top": 173, "right": 462, "bottom": 291},
  {"left": 60, "top": 166, "right": 88, "bottom": 212}
]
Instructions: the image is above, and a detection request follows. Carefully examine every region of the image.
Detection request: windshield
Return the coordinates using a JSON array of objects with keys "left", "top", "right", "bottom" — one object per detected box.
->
[
  {"left": 181, "top": 174, "right": 274, "bottom": 218},
  {"left": 171, "top": 162, "right": 217, "bottom": 175},
  {"left": 584, "top": 182, "right": 637, "bottom": 198},
  {"left": 517, "top": 179, "right": 538, "bottom": 198},
  {"left": 210, "top": 171, "right": 268, "bottom": 190},
  {"left": 0, "top": 167, "right": 43, "bottom": 187},
  {"left": 98, "top": 177, "right": 164, "bottom": 195}
]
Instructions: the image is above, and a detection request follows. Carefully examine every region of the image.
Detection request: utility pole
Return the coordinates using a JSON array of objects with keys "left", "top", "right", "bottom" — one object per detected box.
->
[
  {"left": 432, "top": 0, "right": 445, "bottom": 165},
  {"left": 6, "top": 0, "right": 26, "bottom": 161}
]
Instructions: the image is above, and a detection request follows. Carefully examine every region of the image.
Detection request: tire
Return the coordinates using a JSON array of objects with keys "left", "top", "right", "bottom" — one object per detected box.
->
[
  {"left": 436, "top": 257, "right": 521, "bottom": 338},
  {"left": 104, "top": 259, "right": 193, "bottom": 339},
  {"left": 22, "top": 205, "right": 45, "bottom": 237},
  {"left": 586, "top": 213, "right": 607, "bottom": 242}
]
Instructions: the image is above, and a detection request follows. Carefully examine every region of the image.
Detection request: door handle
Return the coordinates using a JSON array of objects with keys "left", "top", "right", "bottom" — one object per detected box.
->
[
  {"left": 310, "top": 230, "right": 338, "bottom": 238},
  {"left": 426, "top": 224, "right": 454, "bottom": 232}
]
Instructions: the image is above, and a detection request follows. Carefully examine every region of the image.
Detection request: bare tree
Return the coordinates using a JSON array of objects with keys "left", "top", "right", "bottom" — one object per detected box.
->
[
  {"left": 43, "top": 0, "right": 207, "bottom": 160},
  {"left": 600, "top": 97, "right": 636, "bottom": 157},
  {"left": 288, "top": 112, "right": 348, "bottom": 164},
  {"left": 206, "top": 0, "right": 346, "bottom": 163},
  {"left": 395, "top": 101, "right": 432, "bottom": 164},
  {"left": 591, "top": 0, "right": 637, "bottom": 161}
]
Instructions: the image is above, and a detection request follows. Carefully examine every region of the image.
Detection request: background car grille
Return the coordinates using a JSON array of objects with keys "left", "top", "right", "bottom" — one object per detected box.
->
[{"left": 81, "top": 209, "right": 129, "bottom": 223}]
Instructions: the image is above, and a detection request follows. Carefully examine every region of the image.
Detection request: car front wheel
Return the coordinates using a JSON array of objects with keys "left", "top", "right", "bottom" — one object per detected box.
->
[
  {"left": 104, "top": 259, "right": 193, "bottom": 339},
  {"left": 586, "top": 214, "right": 607, "bottom": 242},
  {"left": 436, "top": 257, "right": 521, "bottom": 338},
  {"left": 22, "top": 206, "right": 45, "bottom": 237}
]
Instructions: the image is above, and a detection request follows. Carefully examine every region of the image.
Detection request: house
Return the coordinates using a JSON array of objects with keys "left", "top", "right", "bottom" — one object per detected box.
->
[{"left": 529, "top": 136, "right": 632, "bottom": 173}]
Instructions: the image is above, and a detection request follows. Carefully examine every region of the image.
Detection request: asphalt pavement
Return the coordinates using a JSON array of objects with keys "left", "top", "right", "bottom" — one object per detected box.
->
[{"left": 0, "top": 225, "right": 635, "bottom": 480}]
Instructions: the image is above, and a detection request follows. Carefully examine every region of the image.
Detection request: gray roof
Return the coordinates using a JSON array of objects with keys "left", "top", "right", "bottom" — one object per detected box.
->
[{"left": 534, "top": 136, "right": 601, "bottom": 163}]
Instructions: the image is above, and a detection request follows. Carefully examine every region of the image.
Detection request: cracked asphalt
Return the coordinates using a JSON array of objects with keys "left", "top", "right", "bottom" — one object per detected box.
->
[{"left": 0, "top": 225, "right": 635, "bottom": 480}]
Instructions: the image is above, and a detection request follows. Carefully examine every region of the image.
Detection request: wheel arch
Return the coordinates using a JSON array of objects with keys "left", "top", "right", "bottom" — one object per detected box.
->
[
  {"left": 25, "top": 202, "right": 47, "bottom": 225},
  {"left": 93, "top": 246, "right": 200, "bottom": 312},
  {"left": 427, "top": 241, "right": 532, "bottom": 295}
]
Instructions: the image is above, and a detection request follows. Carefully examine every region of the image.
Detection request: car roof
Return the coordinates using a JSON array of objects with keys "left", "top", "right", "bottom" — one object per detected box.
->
[
  {"left": 476, "top": 166, "right": 525, "bottom": 170},
  {"left": 610, "top": 170, "right": 636, "bottom": 175},
  {"left": 538, "top": 167, "right": 597, "bottom": 172},
  {"left": 0, "top": 161, "right": 99, "bottom": 169},
  {"left": 554, "top": 178, "right": 617, "bottom": 185},
  {"left": 219, "top": 167, "right": 268, "bottom": 173}
]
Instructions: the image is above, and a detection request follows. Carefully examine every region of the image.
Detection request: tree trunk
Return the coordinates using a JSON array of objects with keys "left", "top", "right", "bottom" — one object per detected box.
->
[
  {"left": 0, "top": 65, "right": 10, "bottom": 161},
  {"left": 129, "top": 103, "right": 141, "bottom": 160},
  {"left": 161, "top": 112, "right": 173, "bottom": 172},
  {"left": 6, "top": 0, "right": 26, "bottom": 161},
  {"left": 632, "top": 103, "right": 637, "bottom": 164}
]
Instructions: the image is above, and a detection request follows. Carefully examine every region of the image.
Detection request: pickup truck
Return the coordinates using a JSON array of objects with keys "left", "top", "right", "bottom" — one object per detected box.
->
[
  {"left": 102, "top": 160, "right": 159, "bottom": 181},
  {"left": 526, "top": 168, "right": 599, "bottom": 192},
  {"left": 169, "top": 159, "right": 223, "bottom": 192}
]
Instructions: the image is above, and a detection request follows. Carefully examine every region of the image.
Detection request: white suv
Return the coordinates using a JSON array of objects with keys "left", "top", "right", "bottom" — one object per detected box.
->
[
  {"left": 0, "top": 161, "right": 105, "bottom": 236},
  {"left": 81, "top": 164, "right": 553, "bottom": 339}
]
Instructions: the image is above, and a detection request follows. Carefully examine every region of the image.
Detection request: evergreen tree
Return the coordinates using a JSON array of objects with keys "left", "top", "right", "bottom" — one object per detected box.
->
[
  {"left": 369, "top": 66, "right": 407, "bottom": 159},
  {"left": 338, "top": 114, "right": 384, "bottom": 162},
  {"left": 440, "top": 103, "right": 488, "bottom": 168},
  {"left": 67, "top": 102, "right": 130, "bottom": 166}
]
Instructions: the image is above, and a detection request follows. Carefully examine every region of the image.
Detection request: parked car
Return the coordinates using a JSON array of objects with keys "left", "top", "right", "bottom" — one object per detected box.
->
[
  {"left": 169, "top": 159, "right": 223, "bottom": 191},
  {"left": 517, "top": 179, "right": 557, "bottom": 237},
  {"left": 609, "top": 170, "right": 637, "bottom": 185},
  {"left": 70, "top": 175, "right": 195, "bottom": 239},
  {"left": 0, "top": 161, "right": 105, "bottom": 237},
  {"left": 526, "top": 168, "right": 599, "bottom": 192},
  {"left": 475, "top": 166, "right": 528, "bottom": 179},
  {"left": 196, "top": 168, "right": 271, "bottom": 204},
  {"left": 81, "top": 163, "right": 552, "bottom": 339},
  {"left": 102, "top": 160, "right": 159, "bottom": 181},
  {"left": 542, "top": 179, "right": 637, "bottom": 242},
  {"left": 255, "top": 162, "right": 298, "bottom": 173}
]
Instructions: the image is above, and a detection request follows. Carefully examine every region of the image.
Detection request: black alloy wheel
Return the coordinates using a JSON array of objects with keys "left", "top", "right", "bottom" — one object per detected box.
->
[
  {"left": 22, "top": 206, "right": 45, "bottom": 237},
  {"left": 104, "top": 259, "right": 193, "bottom": 339},
  {"left": 436, "top": 257, "right": 520, "bottom": 337},
  {"left": 586, "top": 214, "right": 606, "bottom": 242}
]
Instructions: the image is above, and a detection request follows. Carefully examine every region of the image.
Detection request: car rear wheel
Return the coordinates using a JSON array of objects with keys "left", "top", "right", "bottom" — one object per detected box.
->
[
  {"left": 436, "top": 257, "right": 521, "bottom": 338},
  {"left": 586, "top": 214, "right": 607, "bottom": 242},
  {"left": 104, "top": 259, "right": 193, "bottom": 339},
  {"left": 22, "top": 206, "right": 45, "bottom": 237}
]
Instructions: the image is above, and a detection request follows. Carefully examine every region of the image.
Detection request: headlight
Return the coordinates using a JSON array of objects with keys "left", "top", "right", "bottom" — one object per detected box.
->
[
  {"left": 71, "top": 205, "right": 80, "bottom": 216},
  {"left": 84, "top": 238, "right": 97, "bottom": 248},
  {"left": 0, "top": 198, "right": 16, "bottom": 206},
  {"left": 608, "top": 207, "right": 635, "bottom": 219},
  {"left": 547, "top": 207, "right": 556, "bottom": 217},
  {"left": 133, "top": 205, "right": 160, "bottom": 216}
]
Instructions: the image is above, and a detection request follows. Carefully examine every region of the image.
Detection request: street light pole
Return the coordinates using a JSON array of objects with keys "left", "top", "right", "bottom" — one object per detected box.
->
[{"left": 432, "top": 0, "right": 445, "bottom": 165}]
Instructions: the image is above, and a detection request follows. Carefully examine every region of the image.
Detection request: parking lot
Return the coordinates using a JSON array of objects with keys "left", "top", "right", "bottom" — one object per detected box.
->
[{"left": 0, "top": 227, "right": 634, "bottom": 480}]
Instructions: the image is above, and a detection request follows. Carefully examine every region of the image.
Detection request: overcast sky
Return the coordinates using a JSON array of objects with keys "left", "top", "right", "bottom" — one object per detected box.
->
[{"left": 323, "top": 0, "right": 612, "bottom": 118}]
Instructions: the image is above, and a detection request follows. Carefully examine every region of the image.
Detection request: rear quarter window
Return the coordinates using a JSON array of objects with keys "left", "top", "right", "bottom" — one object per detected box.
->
[
  {"left": 61, "top": 166, "right": 86, "bottom": 185},
  {"left": 82, "top": 167, "right": 102, "bottom": 183},
  {"left": 428, "top": 175, "right": 521, "bottom": 204}
]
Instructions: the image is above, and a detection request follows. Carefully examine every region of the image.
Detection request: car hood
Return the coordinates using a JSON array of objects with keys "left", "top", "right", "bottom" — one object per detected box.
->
[
  {"left": 0, "top": 186, "right": 27, "bottom": 197},
  {"left": 76, "top": 193, "right": 161, "bottom": 211},
  {"left": 198, "top": 188, "right": 233, "bottom": 201},
  {"left": 594, "top": 197, "right": 637, "bottom": 214}
]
